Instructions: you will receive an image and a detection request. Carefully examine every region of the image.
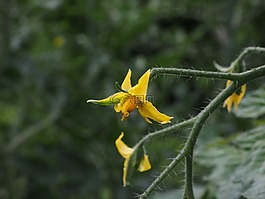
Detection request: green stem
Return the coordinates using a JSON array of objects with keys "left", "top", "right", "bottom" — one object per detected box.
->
[
  {"left": 231, "top": 47, "right": 265, "bottom": 69},
  {"left": 150, "top": 46, "right": 265, "bottom": 81},
  {"left": 139, "top": 47, "right": 265, "bottom": 198},
  {"left": 183, "top": 152, "right": 195, "bottom": 199},
  {"left": 136, "top": 117, "right": 196, "bottom": 147},
  {"left": 150, "top": 64, "right": 265, "bottom": 81},
  {"left": 139, "top": 68, "right": 261, "bottom": 198},
  {"left": 139, "top": 80, "right": 238, "bottom": 199},
  {"left": 240, "top": 64, "right": 265, "bottom": 81},
  {"left": 150, "top": 67, "right": 238, "bottom": 81}
]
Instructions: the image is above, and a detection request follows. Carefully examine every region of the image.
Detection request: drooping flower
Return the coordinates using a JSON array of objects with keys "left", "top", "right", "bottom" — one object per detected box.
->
[
  {"left": 87, "top": 69, "right": 173, "bottom": 124},
  {"left": 115, "top": 132, "right": 151, "bottom": 187},
  {"left": 223, "top": 80, "right": 246, "bottom": 112}
]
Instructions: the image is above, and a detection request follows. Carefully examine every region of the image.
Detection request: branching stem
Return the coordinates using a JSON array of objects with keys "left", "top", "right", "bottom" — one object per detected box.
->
[
  {"left": 136, "top": 117, "right": 196, "bottom": 148},
  {"left": 150, "top": 64, "right": 265, "bottom": 81},
  {"left": 139, "top": 47, "right": 265, "bottom": 199}
]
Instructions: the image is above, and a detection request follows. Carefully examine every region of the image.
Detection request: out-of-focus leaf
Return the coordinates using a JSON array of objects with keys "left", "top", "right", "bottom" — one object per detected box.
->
[
  {"left": 150, "top": 185, "right": 204, "bottom": 199},
  {"left": 151, "top": 189, "right": 182, "bottom": 199},
  {"left": 236, "top": 85, "right": 265, "bottom": 118},
  {"left": 196, "top": 125, "right": 265, "bottom": 199}
]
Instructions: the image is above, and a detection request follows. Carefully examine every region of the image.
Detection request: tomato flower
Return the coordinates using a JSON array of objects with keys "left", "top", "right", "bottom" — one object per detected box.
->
[
  {"left": 87, "top": 69, "right": 173, "bottom": 124},
  {"left": 115, "top": 132, "right": 151, "bottom": 187},
  {"left": 223, "top": 80, "right": 246, "bottom": 112}
]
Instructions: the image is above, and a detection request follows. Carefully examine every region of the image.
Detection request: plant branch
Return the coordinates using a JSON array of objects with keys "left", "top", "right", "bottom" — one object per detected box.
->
[
  {"left": 150, "top": 47, "right": 265, "bottom": 81},
  {"left": 150, "top": 67, "right": 239, "bottom": 81},
  {"left": 182, "top": 151, "right": 195, "bottom": 199},
  {"left": 136, "top": 117, "right": 196, "bottom": 147},
  {"left": 231, "top": 47, "right": 265, "bottom": 69},
  {"left": 139, "top": 60, "right": 265, "bottom": 198},
  {"left": 150, "top": 64, "right": 265, "bottom": 82},
  {"left": 139, "top": 79, "right": 240, "bottom": 199}
]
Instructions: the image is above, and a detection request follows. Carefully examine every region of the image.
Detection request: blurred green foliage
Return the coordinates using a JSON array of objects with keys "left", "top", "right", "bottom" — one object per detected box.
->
[
  {"left": 0, "top": 0, "right": 265, "bottom": 198},
  {"left": 196, "top": 125, "right": 265, "bottom": 199}
]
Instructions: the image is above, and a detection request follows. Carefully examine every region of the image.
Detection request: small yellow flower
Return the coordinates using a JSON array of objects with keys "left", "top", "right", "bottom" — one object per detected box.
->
[
  {"left": 52, "top": 35, "right": 65, "bottom": 48},
  {"left": 223, "top": 80, "right": 246, "bottom": 112},
  {"left": 115, "top": 132, "right": 151, "bottom": 187},
  {"left": 87, "top": 69, "right": 173, "bottom": 124}
]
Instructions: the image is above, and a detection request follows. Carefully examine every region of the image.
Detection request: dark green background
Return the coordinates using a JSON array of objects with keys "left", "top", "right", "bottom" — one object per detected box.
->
[{"left": 1, "top": 0, "right": 265, "bottom": 198}]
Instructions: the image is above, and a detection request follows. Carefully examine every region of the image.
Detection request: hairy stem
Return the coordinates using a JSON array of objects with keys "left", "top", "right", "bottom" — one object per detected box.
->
[
  {"left": 138, "top": 47, "right": 265, "bottom": 198},
  {"left": 150, "top": 47, "right": 265, "bottom": 81},
  {"left": 150, "top": 67, "right": 239, "bottom": 81},
  {"left": 150, "top": 64, "right": 265, "bottom": 82},
  {"left": 183, "top": 151, "right": 195, "bottom": 199},
  {"left": 231, "top": 47, "right": 265, "bottom": 69},
  {"left": 139, "top": 79, "right": 240, "bottom": 199},
  {"left": 140, "top": 63, "right": 265, "bottom": 198},
  {"left": 136, "top": 117, "right": 196, "bottom": 147}
]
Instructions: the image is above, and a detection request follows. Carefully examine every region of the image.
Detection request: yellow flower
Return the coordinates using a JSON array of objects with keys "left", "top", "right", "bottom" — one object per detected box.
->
[
  {"left": 87, "top": 69, "right": 173, "bottom": 124},
  {"left": 52, "top": 35, "right": 65, "bottom": 48},
  {"left": 115, "top": 132, "right": 151, "bottom": 187},
  {"left": 223, "top": 80, "right": 246, "bottom": 112}
]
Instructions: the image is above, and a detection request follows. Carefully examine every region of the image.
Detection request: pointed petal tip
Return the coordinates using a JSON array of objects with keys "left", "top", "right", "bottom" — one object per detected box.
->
[
  {"left": 213, "top": 61, "right": 231, "bottom": 72},
  {"left": 124, "top": 181, "right": 130, "bottom": 187},
  {"left": 87, "top": 99, "right": 95, "bottom": 103},
  {"left": 138, "top": 154, "right": 152, "bottom": 172},
  {"left": 116, "top": 132, "right": 124, "bottom": 144},
  {"left": 161, "top": 121, "right": 171, "bottom": 124},
  {"left": 121, "top": 69, "right": 132, "bottom": 91},
  {"left": 160, "top": 117, "right": 173, "bottom": 124}
]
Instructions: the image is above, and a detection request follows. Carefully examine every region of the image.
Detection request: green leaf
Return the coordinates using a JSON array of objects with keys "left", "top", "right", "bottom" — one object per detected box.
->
[
  {"left": 236, "top": 85, "right": 265, "bottom": 118},
  {"left": 196, "top": 125, "right": 265, "bottom": 199}
]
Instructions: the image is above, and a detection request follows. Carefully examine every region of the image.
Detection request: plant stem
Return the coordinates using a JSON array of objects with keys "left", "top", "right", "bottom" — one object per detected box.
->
[
  {"left": 183, "top": 151, "right": 195, "bottom": 199},
  {"left": 136, "top": 117, "right": 196, "bottom": 147},
  {"left": 150, "top": 64, "right": 265, "bottom": 82},
  {"left": 139, "top": 79, "right": 239, "bottom": 199},
  {"left": 139, "top": 47, "right": 265, "bottom": 198},
  {"left": 150, "top": 67, "right": 239, "bottom": 81},
  {"left": 139, "top": 61, "right": 265, "bottom": 198},
  {"left": 231, "top": 47, "right": 265, "bottom": 69},
  {"left": 150, "top": 47, "right": 265, "bottom": 81}
]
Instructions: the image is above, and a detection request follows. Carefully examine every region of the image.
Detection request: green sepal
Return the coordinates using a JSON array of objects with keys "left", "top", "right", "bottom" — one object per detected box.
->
[
  {"left": 213, "top": 61, "right": 232, "bottom": 72},
  {"left": 115, "top": 82, "right": 128, "bottom": 93},
  {"left": 125, "top": 145, "right": 144, "bottom": 186},
  {"left": 87, "top": 92, "right": 126, "bottom": 105}
]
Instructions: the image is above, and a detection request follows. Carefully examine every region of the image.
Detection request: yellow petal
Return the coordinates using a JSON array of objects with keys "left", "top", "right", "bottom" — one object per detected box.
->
[
  {"left": 128, "top": 69, "right": 150, "bottom": 101},
  {"left": 138, "top": 101, "right": 173, "bottom": 124},
  {"left": 114, "top": 94, "right": 131, "bottom": 113},
  {"left": 223, "top": 97, "right": 233, "bottom": 112},
  {"left": 115, "top": 132, "right": 134, "bottom": 187},
  {"left": 121, "top": 69, "right": 132, "bottom": 91},
  {"left": 114, "top": 103, "right": 122, "bottom": 112},
  {"left": 123, "top": 158, "right": 130, "bottom": 187},
  {"left": 87, "top": 92, "right": 127, "bottom": 105},
  {"left": 223, "top": 80, "right": 235, "bottom": 112},
  {"left": 138, "top": 154, "right": 151, "bottom": 172},
  {"left": 223, "top": 81, "right": 246, "bottom": 112},
  {"left": 236, "top": 84, "right": 246, "bottom": 105},
  {"left": 115, "top": 132, "right": 133, "bottom": 159},
  {"left": 226, "top": 80, "right": 232, "bottom": 87}
]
